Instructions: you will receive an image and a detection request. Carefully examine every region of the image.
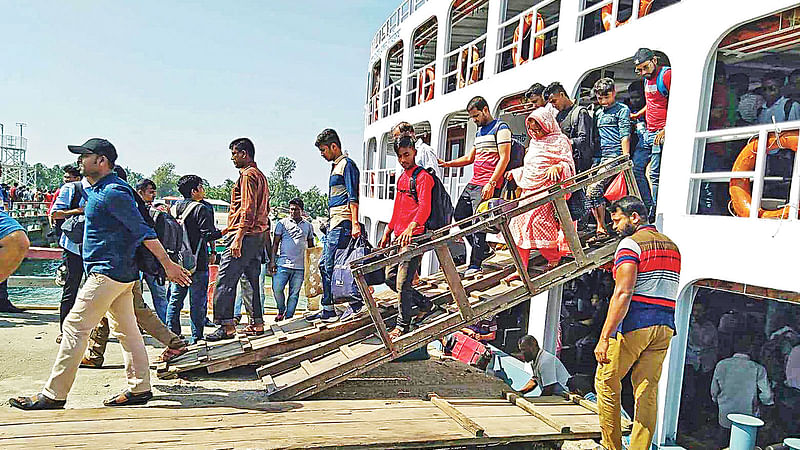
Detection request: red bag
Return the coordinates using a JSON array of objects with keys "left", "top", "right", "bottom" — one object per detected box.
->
[{"left": 603, "top": 173, "right": 628, "bottom": 202}]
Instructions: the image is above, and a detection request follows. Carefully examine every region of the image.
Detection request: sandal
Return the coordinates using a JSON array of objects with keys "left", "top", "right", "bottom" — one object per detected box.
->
[
  {"left": 9, "top": 393, "right": 65, "bottom": 410},
  {"left": 503, "top": 273, "right": 522, "bottom": 283},
  {"left": 413, "top": 304, "right": 440, "bottom": 324},
  {"left": 103, "top": 390, "right": 153, "bottom": 407},
  {"left": 587, "top": 231, "right": 610, "bottom": 244},
  {"left": 388, "top": 327, "right": 405, "bottom": 341},
  {"left": 240, "top": 324, "right": 264, "bottom": 336},
  {"left": 205, "top": 327, "right": 236, "bottom": 342},
  {"left": 157, "top": 347, "right": 188, "bottom": 363}
]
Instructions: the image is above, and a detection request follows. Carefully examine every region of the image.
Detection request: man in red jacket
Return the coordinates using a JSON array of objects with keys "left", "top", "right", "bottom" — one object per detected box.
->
[{"left": 379, "top": 134, "right": 436, "bottom": 340}]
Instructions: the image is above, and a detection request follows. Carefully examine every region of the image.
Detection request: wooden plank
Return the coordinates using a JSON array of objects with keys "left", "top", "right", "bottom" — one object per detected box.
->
[
  {"left": 622, "top": 164, "right": 642, "bottom": 199},
  {"left": 428, "top": 394, "right": 485, "bottom": 437},
  {"left": 300, "top": 360, "right": 315, "bottom": 375},
  {"left": 270, "top": 324, "right": 288, "bottom": 341},
  {"left": 507, "top": 392, "right": 571, "bottom": 434},
  {"left": 262, "top": 374, "right": 277, "bottom": 393},
  {"left": 434, "top": 245, "right": 474, "bottom": 321},
  {"left": 562, "top": 393, "right": 633, "bottom": 430},
  {"left": 339, "top": 344, "right": 357, "bottom": 359},
  {"left": 499, "top": 221, "right": 535, "bottom": 293},
  {"left": 553, "top": 197, "right": 587, "bottom": 266},
  {"left": 354, "top": 272, "right": 393, "bottom": 352}
]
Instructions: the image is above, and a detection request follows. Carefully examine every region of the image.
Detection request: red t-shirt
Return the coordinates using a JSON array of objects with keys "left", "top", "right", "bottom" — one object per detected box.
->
[
  {"left": 389, "top": 166, "right": 433, "bottom": 236},
  {"left": 644, "top": 66, "right": 671, "bottom": 131}
]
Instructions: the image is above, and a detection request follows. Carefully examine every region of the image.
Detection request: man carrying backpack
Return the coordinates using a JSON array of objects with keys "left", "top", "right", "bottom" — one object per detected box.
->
[
  {"left": 379, "top": 134, "right": 438, "bottom": 340},
  {"left": 544, "top": 82, "right": 593, "bottom": 174},
  {"left": 632, "top": 48, "right": 671, "bottom": 220},
  {"left": 136, "top": 179, "right": 170, "bottom": 323},
  {"left": 392, "top": 122, "right": 441, "bottom": 179},
  {"left": 439, "top": 96, "right": 511, "bottom": 277},
  {"left": 165, "top": 175, "right": 222, "bottom": 344},
  {"left": 50, "top": 164, "right": 87, "bottom": 341}
]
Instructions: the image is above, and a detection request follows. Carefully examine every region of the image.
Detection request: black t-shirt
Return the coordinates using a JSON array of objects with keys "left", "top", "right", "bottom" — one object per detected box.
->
[{"left": 173, "top": 199, "right": 222, "bottom": 271}]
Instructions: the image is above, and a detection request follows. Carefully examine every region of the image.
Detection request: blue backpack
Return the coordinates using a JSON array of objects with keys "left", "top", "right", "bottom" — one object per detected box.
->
[{"left": 655, "top": 66, "right": 670, "bottom": 98}]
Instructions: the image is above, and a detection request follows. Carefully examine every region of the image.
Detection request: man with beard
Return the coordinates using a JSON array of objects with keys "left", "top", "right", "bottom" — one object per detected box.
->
[
  {"left": 594, "top": 196, "right": 681, "bottom": 450},
  {"left": 518, "top": 335, "right": 571, "bottom": 396},
  {"left": 631, "top": 48, "right": 671, "bottom": 220},
  {"left": 439, "top": 96, "right": 511, "bottom": 276}
]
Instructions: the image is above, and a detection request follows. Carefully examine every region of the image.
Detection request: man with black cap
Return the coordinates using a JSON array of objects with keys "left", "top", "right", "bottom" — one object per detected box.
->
[
  {"left": 631, "top": 48, "right": 671, "bottom": 220},
  {"left": 10, "top": 138, "right": 192, "bottom": 410}
]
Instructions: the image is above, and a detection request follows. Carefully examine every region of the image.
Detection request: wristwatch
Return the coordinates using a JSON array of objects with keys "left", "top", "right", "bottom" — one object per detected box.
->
[{"left": 489, "top": 180, "right": 497, "bottom": 188}]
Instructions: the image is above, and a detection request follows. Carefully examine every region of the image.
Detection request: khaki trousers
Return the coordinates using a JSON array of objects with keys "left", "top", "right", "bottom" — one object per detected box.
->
[
  {"left": 85, "top": 280, "right": 184, "bottom": 365},
  {"left": 595, "top": 325, "right": 672, "bottom": 450},
  {"left": 44, "top": 274, "right": 151, "bottom": 401}
]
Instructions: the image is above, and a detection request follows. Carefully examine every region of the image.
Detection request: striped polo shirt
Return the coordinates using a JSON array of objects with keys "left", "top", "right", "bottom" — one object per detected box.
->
[
  {"left": 613, "top": 225, "right": 681, "bottom": 334},
  {"left": 328, "top": 154, "right": 360, "bottom": 229},
  {"left": 471, "top": 119, "right": 512, "bottom": 186}
]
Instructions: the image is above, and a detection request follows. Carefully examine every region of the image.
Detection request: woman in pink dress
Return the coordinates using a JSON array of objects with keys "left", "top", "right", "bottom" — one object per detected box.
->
[{"left": 505, "top": 106, "right": 576, "bottom": 281}]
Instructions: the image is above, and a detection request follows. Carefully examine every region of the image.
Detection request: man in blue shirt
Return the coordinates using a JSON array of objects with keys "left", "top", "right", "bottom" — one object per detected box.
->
[
  {"left": 10, "top": 138, "right": 191, "bottom": 411},
  {"left": 0, "top": 210, "right": 30, "bottom": 313},
  {"left": 50, "top": 164, "right": 86, "bottom": 340},
  {"left": 308, "top": 129, "right": 364, "bottom": 323},
  {"left": 586, "top": 78, "right": 630, "bottom": 240}
]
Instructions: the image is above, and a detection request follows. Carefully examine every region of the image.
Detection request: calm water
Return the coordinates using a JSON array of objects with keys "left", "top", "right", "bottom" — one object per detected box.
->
[{"left": 10, "top": 259, "right": 309, "bottom": 310}]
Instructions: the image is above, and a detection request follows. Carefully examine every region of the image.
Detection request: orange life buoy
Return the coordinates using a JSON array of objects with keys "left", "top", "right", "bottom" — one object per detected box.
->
[
  {"left": 457, "top": 45, "right": 481, "bottom": 89},
  {"left": 601, "top": 0, "right": 655, "bottom": 31},
  {"left": 729, "top": 131, "right": 799, "bottom": 219},
  {"left": 417, "top": 67, "right": 435, "bottom": 104},
  {"left": 511, "top": 12, "right": 545, "bottom": 66}
]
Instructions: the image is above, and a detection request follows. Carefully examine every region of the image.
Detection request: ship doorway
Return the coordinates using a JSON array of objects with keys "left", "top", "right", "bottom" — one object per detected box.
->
[
  {"left": 675, "top": 281, "right": 800, "bottom": 449},
  {"left": 441, "top": 111, "right": 474, "bottom": 199}
]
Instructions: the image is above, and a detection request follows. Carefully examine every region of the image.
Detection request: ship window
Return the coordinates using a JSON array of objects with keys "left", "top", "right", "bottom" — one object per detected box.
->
[
  {"left": 578, "top": 0, "right": 681, "bottom": 41},
  {"left": 363, "top": 138, "right": 380, "bottom": 199},
  {"left": 689, "top": 6, "right": 800, "bottom": 220},
  {"left": 676, "top": 284, "right": 800, "bottom": 448},
  {"left": 496, "top": 0, "right": 560, "bottom": 74},
  {"left": 382, "top": 41, "right": 404, "bottom": 118},
  {"left": 367, "top": 61, "right": 381, "bottom": 125},
  {"left": 407, "top": 17, "right": 438, "bottom": 108},
  {"left": 443, "top": 0, "right": 489, "bottom": 95}
]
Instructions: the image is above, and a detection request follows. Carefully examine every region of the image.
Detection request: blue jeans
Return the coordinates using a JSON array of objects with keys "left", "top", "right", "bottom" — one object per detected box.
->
[
  {"left": 632, "top": 128, "right": 653, "bottom": 213},
  {"left": 643, "top": 129, "right": 663, "bottom": 215},
  {"left": 321, "top": 221, "right": 362, "bottom": 311},
  {"left": 272, "top": 266, "right": 304, "bottom": 318},
  {"left": 166, "top": 270, "right": 209, "bottom": 343},
  {"left": 143, "top": 272, "right": 168, "bottom": 324},
  {"left": 234, "top": 262, "right": 267, "bottom": 319}
]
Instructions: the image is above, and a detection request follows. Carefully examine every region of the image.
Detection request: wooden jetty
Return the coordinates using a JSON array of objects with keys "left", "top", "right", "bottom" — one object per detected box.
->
[{"left": 0, "top": 394, "right": 628, "bottom": 449}]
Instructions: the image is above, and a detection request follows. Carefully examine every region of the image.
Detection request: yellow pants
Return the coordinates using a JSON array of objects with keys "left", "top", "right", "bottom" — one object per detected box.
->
[{"left": 594, "top": 325, "right": 672, "bottom": 450}]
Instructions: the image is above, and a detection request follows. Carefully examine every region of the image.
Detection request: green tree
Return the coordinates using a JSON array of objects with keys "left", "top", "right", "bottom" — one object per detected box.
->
[
  {"left": 300, "top": 186, "right": 328, "bottom": 219},
  {"left": 125, "top": 167, "right": 145, "bottom": 188},
  {"left": 205, "top": 179, "right": 235, "bottom": 201},
  {"left": 33, "top": 163, "right": 64, "bottom": 191},
  {"left": 150, "top": 162, "right": 179, "bottom": 197}
]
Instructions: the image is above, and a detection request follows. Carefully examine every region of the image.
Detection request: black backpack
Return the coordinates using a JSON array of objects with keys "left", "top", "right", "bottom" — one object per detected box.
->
[
  {"left": 131, "top": 191, "right": 167, "bottom": 284},
  {"left": 560, "top": 104, "right": 594, "bottom": 173},
  {"left": 149, "top": 207, "right": 184, "bottom": 264},
  {"left": 408, "top": 167, "right": 454, "bottom": 231}
]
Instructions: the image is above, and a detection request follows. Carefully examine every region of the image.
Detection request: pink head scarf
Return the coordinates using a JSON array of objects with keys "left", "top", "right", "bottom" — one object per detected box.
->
[{"left": 510, "top": 106, "right": 576, "bottom": 190}]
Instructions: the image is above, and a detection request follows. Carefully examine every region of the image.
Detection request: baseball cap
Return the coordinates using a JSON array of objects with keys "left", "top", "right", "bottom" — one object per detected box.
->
[
  {"left": 633, "top": 48, "right": 655, "bottom": 66},
  {"left": 68, "top": 138, "right": 118, "bottom": 164}
]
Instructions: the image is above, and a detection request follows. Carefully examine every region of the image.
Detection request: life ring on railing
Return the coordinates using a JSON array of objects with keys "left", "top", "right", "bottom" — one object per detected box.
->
[
  {"left": 511, "top": 12, "right": 545, "bottom": 66},
  {"left": 729, "top": 131, "right": 798, "bottom": 219},
  {"left": 601, "top": 0, "right": 655, "bottom": 31},
  {"left": 457, "top": 45, "right": 481, "bottom": 89},
  {"left": 417, "top": 67, "right": 435, "bottom": 104}
]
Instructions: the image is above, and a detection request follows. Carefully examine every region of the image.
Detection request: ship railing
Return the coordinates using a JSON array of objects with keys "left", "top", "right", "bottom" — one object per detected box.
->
[
  {"left": 381, "top": 78, "right": 403, "bottom": 118},
  {"left": 442, "top": 34, "right": 487, "bottom": 95},
  {"left": 406, "top": 61, "right": 436, "bottom": 108},
  {"left": 0, "top": 135, "right": 28, "bottom": 149},
  {"left": 578, "top": 0, "right": 645, "bottom": 39},
  {"left": 350, "top": 155, "right": 639, "bottom": 351},
  {"left": 8, "top": 202, "right": 49, "bottom": 218},
  {"left": 371, "top": 0, "right": 428, "bottom": 54},
  {"left": 496, "top": 0, "right": 560, "bottom": 73},
  {"left": 691, "top": 120, "right": 800, "bottom": 221},
  {"left": 366, "top": 91, "right": 380, "bottom": 126},
  {"left": 362, "top": 168, "right": 397, "bottom": 201}
]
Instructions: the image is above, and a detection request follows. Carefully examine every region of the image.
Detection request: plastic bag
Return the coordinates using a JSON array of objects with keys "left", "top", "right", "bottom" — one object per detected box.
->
[
  {"left": 603, "top": 172, "right": 628, "bottom": 202},
  {"left": 331, "top": 236, "right": 367, "bottom": 300}
]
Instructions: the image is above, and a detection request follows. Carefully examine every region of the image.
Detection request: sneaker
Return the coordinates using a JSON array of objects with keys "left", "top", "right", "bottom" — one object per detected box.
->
[
  {"left": 307, "top": 309, "right": 338, "bottom": 323},
  {"left": 55, "top": 334, "right": 62, "bottom": 344},
  {"left": 339, "top": 304, "right": 363, "bottom": 322},
  {"left": 274, "top": 313, "right": 285, "bottom": 322},
  {"left": 463, "top": 266, "right": 482, "bottom": 278},
  {"left": 54, "top": 263, "right": 67, "bottom": 287}
]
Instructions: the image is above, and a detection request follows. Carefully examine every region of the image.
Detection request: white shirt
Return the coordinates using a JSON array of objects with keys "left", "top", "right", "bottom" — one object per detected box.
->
[
  {"left": 395, "top": 138, "right": 442, "bottom": 179},
  {"left": 529, "top": 349, "right": 571, "bottom": 394},
  {"left": 711, "top": 353, "right": 774, "bottom": 428},
  {"left": 758, "top": 96, "right": 800, "bottom": 124}
]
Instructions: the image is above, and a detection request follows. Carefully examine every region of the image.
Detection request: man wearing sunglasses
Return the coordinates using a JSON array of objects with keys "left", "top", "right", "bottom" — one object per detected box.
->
[{"left": 631, "top": 48, "right": 671, "bottom": 220}]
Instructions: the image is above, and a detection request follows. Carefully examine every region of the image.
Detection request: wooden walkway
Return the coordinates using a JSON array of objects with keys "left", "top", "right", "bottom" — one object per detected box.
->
[{"left": 0, "top": 395, "right": 625, "bottom": 449}]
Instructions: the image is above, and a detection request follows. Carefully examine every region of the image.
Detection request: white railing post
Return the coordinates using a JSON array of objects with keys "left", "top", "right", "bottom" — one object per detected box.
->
[
  {"left": 750, "top": 129, "right": 768, "bottom": 219},
  {"left": 483, "top": 0, "right": 501, "bottom": 80}
]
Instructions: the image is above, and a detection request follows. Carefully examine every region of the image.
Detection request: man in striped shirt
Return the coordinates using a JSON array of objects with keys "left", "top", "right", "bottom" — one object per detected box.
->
[
  {"left": 594, "top": 196, "right": 681, "bottom": 450},
  {"left": 439, "top": 96, "right": 511, "bottom": 276}
]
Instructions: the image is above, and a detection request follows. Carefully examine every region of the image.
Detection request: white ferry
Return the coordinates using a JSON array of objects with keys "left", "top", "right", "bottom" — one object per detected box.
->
[{"left": 359, "top": 1, "right": 800, "bottom": 448}]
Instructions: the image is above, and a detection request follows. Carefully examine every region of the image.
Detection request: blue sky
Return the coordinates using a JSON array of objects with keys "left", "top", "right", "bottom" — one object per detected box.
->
[{"left": 0, "top": 1, "right": 392, "bottom": 191}]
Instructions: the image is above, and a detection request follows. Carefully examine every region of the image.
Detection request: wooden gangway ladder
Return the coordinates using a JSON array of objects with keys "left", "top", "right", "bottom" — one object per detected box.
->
[{"left": 160, "top": 156, "right": 640, "bottom": 402}]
